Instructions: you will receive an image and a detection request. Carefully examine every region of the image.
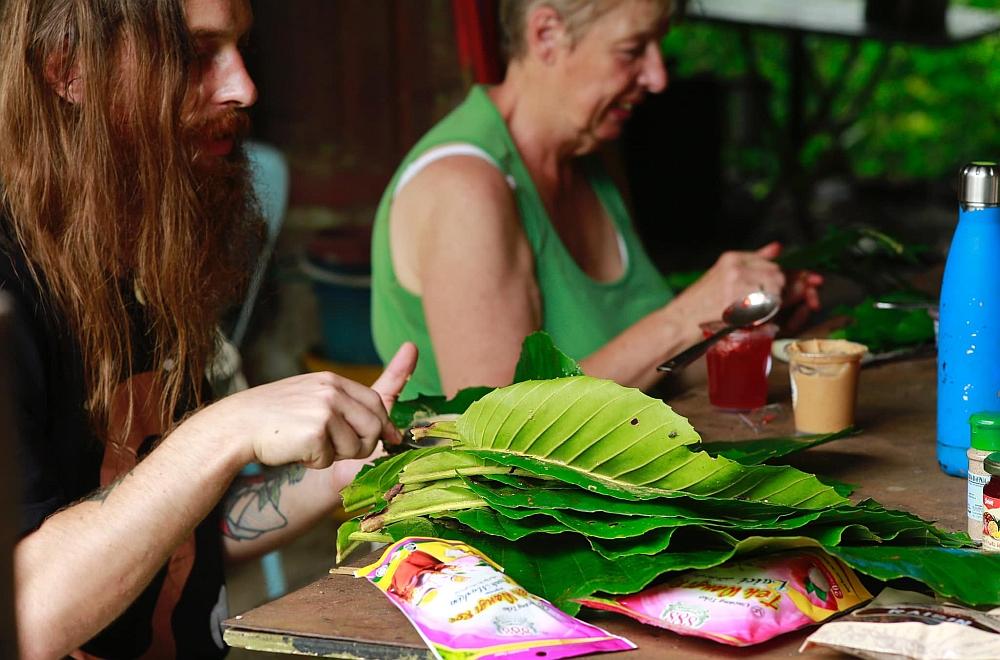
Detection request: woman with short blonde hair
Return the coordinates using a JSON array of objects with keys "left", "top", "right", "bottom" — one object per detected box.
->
[{"left": 372, "top": 0, "right": 819, "bottom": 398}]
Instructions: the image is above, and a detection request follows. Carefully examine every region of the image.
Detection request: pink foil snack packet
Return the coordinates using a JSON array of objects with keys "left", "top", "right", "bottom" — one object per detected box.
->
[
  {"left": 576, "top": 549, "right": 871, "bottom": 646},
  {"left": 355, "top": 537, "right": 635, "bottom": 660}
]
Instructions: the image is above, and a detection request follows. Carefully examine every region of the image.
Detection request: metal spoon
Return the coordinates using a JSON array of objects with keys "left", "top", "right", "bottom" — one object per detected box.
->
[
  {"left": 873, "top": 300, "right": 937, "bottom": 312},
  {"left": 656, "top": 291, "right": 781, "bottom": 374}
]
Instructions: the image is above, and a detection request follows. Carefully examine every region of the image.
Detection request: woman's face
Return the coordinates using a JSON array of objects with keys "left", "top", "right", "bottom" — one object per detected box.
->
[{"left": 552, "top": 0, "right": 669, "bottom": 151}]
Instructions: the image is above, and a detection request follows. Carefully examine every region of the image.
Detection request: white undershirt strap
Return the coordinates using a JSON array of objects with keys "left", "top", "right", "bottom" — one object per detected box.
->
[
  {"left": 394, "top": 143, "right": 517, "bottom": 199},
  {"left": 393, "top": 142, "right": 628, "bottom": 272}
]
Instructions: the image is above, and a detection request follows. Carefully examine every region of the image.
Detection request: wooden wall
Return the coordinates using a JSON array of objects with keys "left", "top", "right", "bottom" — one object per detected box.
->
[{"left": 247, "top": 0, "right": 467, "bottom": 212}]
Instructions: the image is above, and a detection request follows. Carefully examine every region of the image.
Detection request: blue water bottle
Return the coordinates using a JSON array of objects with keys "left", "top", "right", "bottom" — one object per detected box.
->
[{"left": 938, "top": 162, "right": 1000, "bottom": 477}]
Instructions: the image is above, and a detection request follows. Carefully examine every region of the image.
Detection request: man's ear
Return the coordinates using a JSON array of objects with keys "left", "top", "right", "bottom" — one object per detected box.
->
[
  {"left": 524, "top": 5, "right": 568, "bottom": 65},
  {"left": 43, "top": 51, "right": 82, "bottom": 104}
]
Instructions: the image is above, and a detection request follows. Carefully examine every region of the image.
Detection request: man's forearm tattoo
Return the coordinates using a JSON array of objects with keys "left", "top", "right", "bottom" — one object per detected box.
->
[
  {"left": 221, "top": 465, "right": 307, "bottom": 541},
  {"left": 83, "top": 472, "right": 131, "bottom": 504}
]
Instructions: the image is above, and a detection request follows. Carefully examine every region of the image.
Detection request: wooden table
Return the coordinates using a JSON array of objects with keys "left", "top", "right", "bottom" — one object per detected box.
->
[{"left": 224, "top": 356, "right": 966, "bottom": 658}]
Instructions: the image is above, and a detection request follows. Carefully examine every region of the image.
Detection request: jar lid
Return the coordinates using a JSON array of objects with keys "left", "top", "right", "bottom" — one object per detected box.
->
[
  {"left": 971, "top": 412, "right": 1000, "bottom": 450},
  {"left": 986, "top": 452, "right": 1000, "bottom": 476}
]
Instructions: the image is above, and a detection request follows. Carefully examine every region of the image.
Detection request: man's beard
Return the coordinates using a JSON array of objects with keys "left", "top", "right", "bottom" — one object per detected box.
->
[
  {"left": 187, "top": 126, "right": 266, "bottom": 319},
  {"left": 136, "top": 107, "right": 267, "bottom": 327}
]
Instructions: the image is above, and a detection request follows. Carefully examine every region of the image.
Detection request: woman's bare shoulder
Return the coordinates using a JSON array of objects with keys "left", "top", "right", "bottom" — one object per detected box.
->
[
  {"left": 403, "top": 154, "right": 511, "bottom": 202},
  {"left": 392, "top": 154, "right": 520, "bottom": 237}
]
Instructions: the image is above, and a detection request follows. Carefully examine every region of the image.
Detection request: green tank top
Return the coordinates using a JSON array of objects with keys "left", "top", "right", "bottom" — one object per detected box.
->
[{"left": 371, "top": 85, "right": 673, "bottom": 398}]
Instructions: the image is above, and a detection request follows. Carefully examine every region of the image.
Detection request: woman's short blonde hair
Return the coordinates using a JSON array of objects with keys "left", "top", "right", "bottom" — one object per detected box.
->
[{"left": 500, "top": 0, "right": 673, "bottom": 60}]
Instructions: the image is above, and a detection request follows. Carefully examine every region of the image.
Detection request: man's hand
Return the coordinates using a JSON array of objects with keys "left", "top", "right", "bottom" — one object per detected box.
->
[
  {"left": 187, "top": 342, "right": 418, "bottom": 469},
  {"left": 371, "top": 341, "right": 418, "bottom": 423}
]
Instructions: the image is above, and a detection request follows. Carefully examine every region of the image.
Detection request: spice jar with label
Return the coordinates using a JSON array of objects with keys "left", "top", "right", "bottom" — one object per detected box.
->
[
  {"left": 967, "top": 412, "right": 1000, "bottom": 542},
  {"left": 982, "top": 452, "right": 1000, "bottom": 553}
]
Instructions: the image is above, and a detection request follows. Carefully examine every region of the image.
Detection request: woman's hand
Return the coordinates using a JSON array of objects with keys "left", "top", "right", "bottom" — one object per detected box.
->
[
  {"left": 186, "top": 342, "right": 417, "bottom": 470},
  {"left": 667, "top": 242, "right": 786, "bottom": 339},
  {"left": 780, "top": 270, "right": 824, "bottom": 335}
]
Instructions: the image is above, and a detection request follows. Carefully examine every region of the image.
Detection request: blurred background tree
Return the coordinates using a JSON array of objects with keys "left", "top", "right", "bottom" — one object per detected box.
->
[{"left": 661, "top": 0, "right": 1000, "bottom": 195}]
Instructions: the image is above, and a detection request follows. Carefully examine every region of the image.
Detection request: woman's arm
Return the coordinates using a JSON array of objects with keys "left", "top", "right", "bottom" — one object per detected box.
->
[
  {"left": 581, "top": 243, "right": 789, "bottom": 389},
  {"left": 392, "top": 157, "right": 541, "bottom": 397},
  {"left": 393, "top": 158, "right": 796, "bottom": 395}
]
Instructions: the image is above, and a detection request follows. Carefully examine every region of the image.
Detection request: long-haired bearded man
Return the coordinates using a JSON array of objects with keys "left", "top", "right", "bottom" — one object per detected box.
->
[{"left": 0, "top": 1, "right": 417, "bottom": 657}]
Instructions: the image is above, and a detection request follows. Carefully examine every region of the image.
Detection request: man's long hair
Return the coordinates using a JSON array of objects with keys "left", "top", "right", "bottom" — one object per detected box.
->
[{"left": 0, "top": 0, "right": 263, "bottom": 438}]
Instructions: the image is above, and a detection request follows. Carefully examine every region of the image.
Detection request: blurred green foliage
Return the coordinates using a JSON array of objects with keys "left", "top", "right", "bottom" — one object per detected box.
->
[
  {"left": 662, "top": 225, "right": 928, "bottom": 294},
  {"left": 662, "top": 0, "right": 1000, "bottom": 186},
  {"left": 829, "top": 292, "right": 936, "bottom": 352}
]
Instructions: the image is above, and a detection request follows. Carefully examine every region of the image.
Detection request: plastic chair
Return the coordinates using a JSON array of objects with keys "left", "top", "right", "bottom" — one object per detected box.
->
[
  {"left": 232, "top": 141, "right": 290, "bottom": 349},
  {"left": 238, "top": 141, "right": 290, "bottom": 599}
]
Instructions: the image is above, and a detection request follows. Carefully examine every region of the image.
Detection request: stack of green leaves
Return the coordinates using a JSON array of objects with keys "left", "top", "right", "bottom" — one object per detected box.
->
[
  {"left": 829, "top": 292, "right": 935, "bottom": 353},
  {"left": 336, "top": 335, "right": 997, "bottom": 615}
]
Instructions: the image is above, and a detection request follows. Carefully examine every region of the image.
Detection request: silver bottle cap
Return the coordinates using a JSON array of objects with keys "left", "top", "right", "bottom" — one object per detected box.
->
[{"left": 959, "top": 162, "right": 999, "bottom": 207}]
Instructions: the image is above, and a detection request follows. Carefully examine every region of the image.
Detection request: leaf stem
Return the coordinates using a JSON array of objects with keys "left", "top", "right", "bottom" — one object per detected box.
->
[
  {"left": 411, "top": 421, "right": 461, "bottom": 441},
  {"left": 343, "top": 497, "right": 376, "bottom": 514},
  {"left": 360, "top": 499, "right": 489, "bottom": 532},
  {"left": 399, "top": 467, "right": 520, "bottom": 484},
  {"left": 335, "top": 541, "right": 364, "bottom": 564},
  {"left": 348, "top": 531, "right": 394, "bottom": 543}
]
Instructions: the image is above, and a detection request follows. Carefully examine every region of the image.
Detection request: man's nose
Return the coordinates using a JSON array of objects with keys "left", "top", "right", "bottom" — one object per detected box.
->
[
  {"left": 639, "top": 42, "right": 668, "bottom": 94},
  {"left": 216, "top": 50, "right": 257, "bottom": 108}
]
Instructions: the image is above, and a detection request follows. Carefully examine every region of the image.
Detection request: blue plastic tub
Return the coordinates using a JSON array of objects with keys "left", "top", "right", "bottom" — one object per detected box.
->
[{"left": 302, "top": 229, "right": 380, "bottom": 365}]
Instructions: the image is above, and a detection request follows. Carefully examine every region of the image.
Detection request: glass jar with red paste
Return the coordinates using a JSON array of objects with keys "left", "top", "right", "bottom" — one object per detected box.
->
[{"left": 701, "top": 321, "right": 778, "bottom": 411}]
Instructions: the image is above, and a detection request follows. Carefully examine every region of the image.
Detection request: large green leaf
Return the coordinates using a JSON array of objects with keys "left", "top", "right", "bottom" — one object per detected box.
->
[
  {"left": 512, "top": 331, "right": 583, "bottom": 382},
  {"left": 389, "top": 331, "right": 583, "bottom": 428},
  {"left": 817, "top": 476, "right": 858, "bottom": 497},
  {"left": 454, "top": 377, "right": 847, "bottom": 508},
  {"left": 827, "top": 545, "right": 1000, "bottom": 607},
  {"left": 335, "top": 518, "right": 363, "bottom": 564},
  {"left": 699, "top": 428, "right": 857, "bottom": 465},
  {"left": 777, "top": 226, "right": 918, "bottom": 273},
  {"left": 447, "top": 502, "right": 710, "bottom": 540},
  {"left": 390, "top": 386, "right": 493, "bottom": 430},
  {"left": 463, "top": 475, "right": 797, "bottom": 523},
  {"left": 461, "top": 477, "right": 964, "bottom": 546},
  {"left": 829, "top": 293, "right": 936, "bottom": 353},
  {"left": 425, "top": 484, "right": 966, "bottom": 570},
  {"left": 340, "top": 350, "right": 993, "bottom": 611},
  {"left": 458, "top": 376, "right": 699, "bottom": 454},
  {"left": 397, "top": 450, "right": 502, "bottom": 484},
  {"left": 479, "top": 473, "right": 577, "bottom": 490},
  {"left": 431, "top": 507, "right": 569, "bottom": 541},
  {"left": 587, "top": 528, "right": 680, "bottom": 560},
  {"left": 359, "top": 482, "right": 487, "bottom": 532},
  {"left": 339, "top": 447, "right": 448, "bottom": 513}
]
